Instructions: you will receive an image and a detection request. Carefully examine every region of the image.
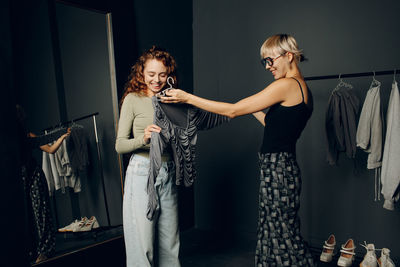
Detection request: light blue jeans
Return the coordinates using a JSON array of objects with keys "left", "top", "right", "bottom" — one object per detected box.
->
[{"left": 123, "top": 154, "right": 180, "bottom": 267}]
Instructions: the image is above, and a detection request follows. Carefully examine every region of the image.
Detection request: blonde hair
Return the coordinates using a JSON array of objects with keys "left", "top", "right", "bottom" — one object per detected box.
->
[{"left": 260, "top": 34, "right": 305, "bottom": 63}]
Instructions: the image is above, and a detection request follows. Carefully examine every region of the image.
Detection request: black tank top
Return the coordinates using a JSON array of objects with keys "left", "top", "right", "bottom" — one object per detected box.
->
[{"left": 260, "top": 78, "right": 313, "bottom": 153}]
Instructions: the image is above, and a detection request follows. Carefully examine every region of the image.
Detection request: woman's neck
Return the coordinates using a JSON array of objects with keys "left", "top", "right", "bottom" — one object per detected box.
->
[{"left": 285, "top": 64, "right": 303, "bottom": 79}]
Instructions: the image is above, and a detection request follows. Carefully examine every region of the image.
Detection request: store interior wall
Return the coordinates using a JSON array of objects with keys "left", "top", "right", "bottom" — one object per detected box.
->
[{"left": 193, "top": 0, "right": 400, "bottom": 261}]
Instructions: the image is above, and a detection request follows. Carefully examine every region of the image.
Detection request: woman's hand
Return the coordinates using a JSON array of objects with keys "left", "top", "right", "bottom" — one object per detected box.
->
[
  {"left": 61, "top": 127, "right": 71, "bottom": 139},
  {"left": 158, "top": 89, "right": 190, "bottom": 104},
  {"left": 143, "top": 124, "right": 161, "bottom": 144}
]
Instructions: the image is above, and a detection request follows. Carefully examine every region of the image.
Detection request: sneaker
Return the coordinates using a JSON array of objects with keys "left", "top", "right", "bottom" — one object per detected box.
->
[
  {"left": 378, "top": 248, "right": 395, "bottom": 267},
  {"left": 360, "top": 242, "right": 378, "bottom": 267},
  {"left": 72, "top": 217, "right": 89, "bottom": 232},
  {"left": 78, "top": 216, "right": 100, "bottom": 232},
  {"left": 320, "top": 234, "right": 336, "bottom": 262},
  {"left": 58, "top": 219, "right": 80, "bottom": 232}
]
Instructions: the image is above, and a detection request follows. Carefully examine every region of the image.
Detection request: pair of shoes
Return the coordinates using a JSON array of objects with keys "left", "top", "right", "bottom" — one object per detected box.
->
[
  {"left": 58, "top": 217, "right": 88, "bottom": 232},
  {"left": 319, "top": 235, "right": 356, "bottom": 266},
  {"left": 73, "top": 216, "right": 100, "bottom": 232},
  {"left": 360, "top": 242, "right": 396, "bottom": 267}
]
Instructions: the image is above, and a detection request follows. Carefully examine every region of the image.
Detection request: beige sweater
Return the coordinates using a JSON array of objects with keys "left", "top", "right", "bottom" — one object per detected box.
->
[{"left": 115, "top": 93, "right": 153, "bottom": 154}]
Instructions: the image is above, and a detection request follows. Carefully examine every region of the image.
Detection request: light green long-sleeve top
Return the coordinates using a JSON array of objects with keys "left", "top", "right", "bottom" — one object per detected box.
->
[{"left": 115, "top": 93, "right": 153, "bottom": 154}]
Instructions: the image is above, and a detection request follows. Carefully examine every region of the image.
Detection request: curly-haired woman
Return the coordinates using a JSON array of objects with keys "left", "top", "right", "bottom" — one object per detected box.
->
[{"left": 115, "top": 46, "right": 180, "bottom": 267}]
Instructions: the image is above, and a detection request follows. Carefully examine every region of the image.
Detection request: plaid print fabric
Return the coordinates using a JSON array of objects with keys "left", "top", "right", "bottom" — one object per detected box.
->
[{"left": 255, "top": 152, "right": 315, "bottom": 267}]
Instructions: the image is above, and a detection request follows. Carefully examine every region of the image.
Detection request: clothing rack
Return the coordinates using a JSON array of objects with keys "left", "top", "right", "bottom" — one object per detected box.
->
[
  {"left": 304, "top": 69, "right": 399, "bottom": 81},
  {"left": 43, "top": 111, "right": 111, "bottom": 228},
  {"left": 43, "top": 112, "right": 99, "bottom": 131}
]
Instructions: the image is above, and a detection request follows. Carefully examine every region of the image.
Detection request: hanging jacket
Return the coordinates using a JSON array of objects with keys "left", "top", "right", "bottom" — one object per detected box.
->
[
  {"left": 146, "top": 96, "right": 230, "bottom": 220},
  {"left": 356, "top": 79, "right": 383, "bottom": 169},
  {"left": 325, "top": 82, "right": 360, "bottom": 165},
  {"left": 381, "top": 80, "right": 400, "bottom": 210}
]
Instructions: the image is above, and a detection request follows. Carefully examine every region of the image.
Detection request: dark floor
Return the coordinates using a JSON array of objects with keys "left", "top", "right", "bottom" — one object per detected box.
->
[
  {"left": 32, "top": 227, "right": 367, "bottom": 267},
  {"left": 179, "top": 228, "right": 364, "bottom": 267}
]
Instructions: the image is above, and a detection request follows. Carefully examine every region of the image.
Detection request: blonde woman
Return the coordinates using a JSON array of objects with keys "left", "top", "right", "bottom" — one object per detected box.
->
[{"left": 160, "top": 34, "right": 315, "bottom": 266}]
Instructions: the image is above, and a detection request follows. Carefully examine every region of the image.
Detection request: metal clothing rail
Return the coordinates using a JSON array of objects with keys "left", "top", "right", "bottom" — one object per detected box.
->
[
  {"left": 304, "top": 69, "right": 400, "bottom": 81},
  {"left": 43, "top": 112, "right": 99, "bottom": 131}
]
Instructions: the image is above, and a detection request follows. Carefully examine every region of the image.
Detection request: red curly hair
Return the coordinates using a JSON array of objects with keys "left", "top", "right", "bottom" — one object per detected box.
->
[{"left": 120, "top": 45, "right": 178, "bottom": 108}]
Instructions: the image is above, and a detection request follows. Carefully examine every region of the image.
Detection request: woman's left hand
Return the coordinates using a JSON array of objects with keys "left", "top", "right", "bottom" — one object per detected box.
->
[{"left": 158, "top": 89, "right": 190, "bottom": 104}]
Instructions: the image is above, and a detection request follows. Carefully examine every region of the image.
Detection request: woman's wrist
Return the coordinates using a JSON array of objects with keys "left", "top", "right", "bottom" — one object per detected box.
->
[{"left": 185, "top": 92, "right": 193, "bottom": 104}]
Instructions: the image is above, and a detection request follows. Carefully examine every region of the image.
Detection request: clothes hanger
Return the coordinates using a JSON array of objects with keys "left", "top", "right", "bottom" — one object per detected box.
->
[
  {"left": 166, "top": 76, "right": 175, "bottom": 89},
  {"left": 157, "top": 76, "right": 175, "bottom": 98},
  {"left": 334, "top": 74, "right": 353, "bottom": 92},
  {"left": 394, "top": 69, "right": 397, "bottom": 84},
  {"left": 371, "top": 71, "right": 381, "bottom": 87}
]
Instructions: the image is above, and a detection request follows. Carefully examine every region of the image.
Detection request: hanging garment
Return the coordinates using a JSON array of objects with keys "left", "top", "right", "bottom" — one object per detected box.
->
[
  {"left": 42, "top": 151, "right": 55, "bottom": 196},
  {"left": 48, "top": 151, "right": 61, "bottom": 191},
  {"left": 356, "top": 79, "right": 383, "bottom": 201},
  {"left": 55, "top": 140, "right": 81, "bottom": 193},
  {"left": 66, "top": 125, "right": 89, "bottom": 174},
  {"left": 356, "top": 79, "right": 383, "bottom": 169},
  {"left": 381, "top": 80, "right": 400, "bottom": 210},
  {"left": 325, "top": 81, "right": 360, "bottom": 165},
  {"left": 146, "top": 96, "right": 230, "bottom": 220}
]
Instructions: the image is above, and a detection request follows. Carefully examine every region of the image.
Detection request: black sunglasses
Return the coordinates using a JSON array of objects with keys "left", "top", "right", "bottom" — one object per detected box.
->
[{"left": 260, "top": 53, "right": 285, "bottom": 68}]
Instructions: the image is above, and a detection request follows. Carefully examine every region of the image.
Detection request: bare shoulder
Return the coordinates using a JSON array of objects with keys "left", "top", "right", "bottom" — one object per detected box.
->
[{"left": 265, "top": 78, "right": 298, "bottom": 95}]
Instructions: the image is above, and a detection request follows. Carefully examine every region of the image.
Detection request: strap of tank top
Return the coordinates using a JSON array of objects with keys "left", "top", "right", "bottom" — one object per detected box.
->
[{"left": 291, "top": 77, "right": 305, "bottom": 102}]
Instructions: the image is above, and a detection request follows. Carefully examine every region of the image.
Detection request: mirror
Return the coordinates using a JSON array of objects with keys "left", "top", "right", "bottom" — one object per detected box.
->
[{"left": 13, "top": 1, "right": 123, "bottom": 265}]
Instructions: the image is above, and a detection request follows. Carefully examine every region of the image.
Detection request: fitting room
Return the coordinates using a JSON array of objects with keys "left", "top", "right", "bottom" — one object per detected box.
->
[{"left": 3, "top": 0, "right": 400, "bottom": 266}]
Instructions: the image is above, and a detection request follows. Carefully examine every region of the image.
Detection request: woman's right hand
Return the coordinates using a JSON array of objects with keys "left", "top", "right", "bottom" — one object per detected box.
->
[
  {"left": 159, "top": 89, "right": 190, "bottom": 104},
  {"left": 143, "top": 124, "right": 161, "bottom": 144}
]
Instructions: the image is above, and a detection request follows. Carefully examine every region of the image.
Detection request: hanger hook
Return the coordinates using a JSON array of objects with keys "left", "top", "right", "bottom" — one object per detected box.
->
[
  {"left": 166, "top": 76, "right": 174, "bottom": 89},
  {"left": 394, "top": 69, "right": 397, "bottom": 83},
  {"left": 338, "top": 74, "right": 344, "bottom": 83}
]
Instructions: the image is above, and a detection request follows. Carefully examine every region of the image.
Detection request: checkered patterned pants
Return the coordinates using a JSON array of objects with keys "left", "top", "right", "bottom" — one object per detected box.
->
[{"left": 255, "top": 152, "right": 315, "bottom": 267}]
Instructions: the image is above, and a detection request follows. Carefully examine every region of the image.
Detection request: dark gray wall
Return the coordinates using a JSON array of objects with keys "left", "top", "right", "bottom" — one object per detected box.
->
[
  {"left": 193, "top": 0, "right": 400, "bottom": 261},
  {"left": 131, "top": 1, "right": 193, "bottom": 94}
]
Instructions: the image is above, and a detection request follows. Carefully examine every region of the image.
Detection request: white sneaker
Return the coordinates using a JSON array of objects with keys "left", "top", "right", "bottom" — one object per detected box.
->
[
  {"left": 58, "top": 219, "right": 80, "bottom": 232},
  {"left": 378, "top": 248, "right": 395, "bottom": 267},
  {"left": 320, "top": 234, "right": 336, "bottom": 262},
  {"left": 360, "top": 242, "right": 378, "bottom": 267},
  {"left": 72, "top": 217, "right": 89, "bottom": 232},
  {"left": 78, "top": 216, "right": 100, "bottom": 232},
  {"left": 337, "top": 239, "right": 356, "bottom": 267}
]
